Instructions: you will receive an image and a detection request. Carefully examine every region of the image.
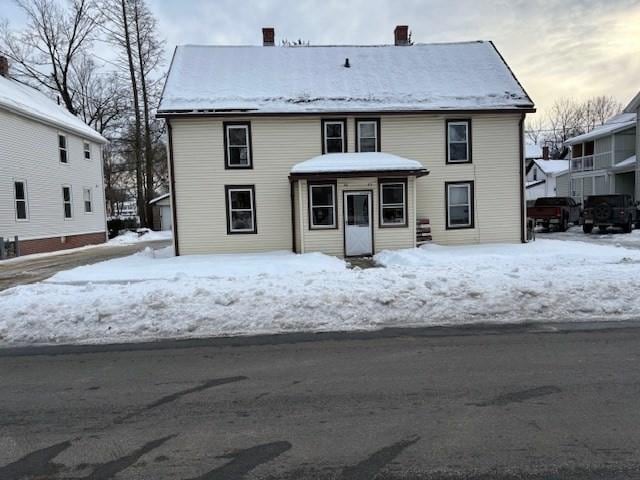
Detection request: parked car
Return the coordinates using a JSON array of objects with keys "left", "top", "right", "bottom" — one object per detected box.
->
[
  {"left": 582, "top": 194, "right": 638, "bottom": 233},
  {"left": 527, "top": 197, "right": 581, "bottom": 232}
]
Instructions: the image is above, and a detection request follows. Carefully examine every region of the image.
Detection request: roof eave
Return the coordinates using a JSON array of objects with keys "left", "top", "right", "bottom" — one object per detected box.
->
[{"left": 564, "top": 122, "right": 636, "bottom": 146}]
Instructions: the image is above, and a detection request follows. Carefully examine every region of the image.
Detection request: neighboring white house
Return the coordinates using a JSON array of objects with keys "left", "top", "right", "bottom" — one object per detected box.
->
[
  {"left": 150, "top": 193, "right": 172, "bottom": 231},
  {"left": 526, "top": 159, "right": 569, "bottom": 200},
  {"left": 157, "top": 26, "right": 535, "bottom": 257},
  {"left": 0, "top": 57, "right": 108, "bottom": 256},
  {"left": 564, "top": 111, "right": 637, "bottom": 203}
]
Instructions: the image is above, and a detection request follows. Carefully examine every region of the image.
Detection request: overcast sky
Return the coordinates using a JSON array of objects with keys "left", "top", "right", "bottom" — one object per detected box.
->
[{"left": 4, "top": 0, "right": 640, "bottom": 120}]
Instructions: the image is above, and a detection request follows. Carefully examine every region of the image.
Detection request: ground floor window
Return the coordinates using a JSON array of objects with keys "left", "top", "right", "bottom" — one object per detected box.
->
[
  {"left": 379, "top": 179, "right": 407, "bottom": 227},
  {"left": 62, "top": 185, "right": 73, "bottom": 219},
  {"left": 14, "top": 180, "right": 28, "bottom": 220},
  {"left": 83, "top": 187, "right": 93, "bottom": 213},
  {"left": 446, "top": 181, "right": 474, "bottom": 229},
  {"left": 225, "top": 185, "right": 256, "bottom": 234},
  {"left": 309, "top": 183, "right": 336, "bottom": 229}
]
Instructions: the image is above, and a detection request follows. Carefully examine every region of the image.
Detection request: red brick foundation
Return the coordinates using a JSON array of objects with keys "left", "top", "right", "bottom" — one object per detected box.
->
[{"left": 18, "top": 232, "right": 107, "bottom": 256}]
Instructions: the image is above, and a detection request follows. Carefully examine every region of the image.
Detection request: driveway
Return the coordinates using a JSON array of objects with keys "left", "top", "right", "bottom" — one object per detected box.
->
[
  {"left": 537, "top": 225, "right": 640, "bottom": 250},
  {"left": 1, "top": 322, "right": 639, "bottom": 479},
  {"left": 0, "top": 240, "right": 171, "bottom": 291}
]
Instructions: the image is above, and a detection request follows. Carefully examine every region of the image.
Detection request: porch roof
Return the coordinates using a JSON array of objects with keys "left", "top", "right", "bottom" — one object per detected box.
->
[
  {"left": 610, "top": 155, "right": 637, "bottom": 173},
  {"left": 290, "top": 152, "right": 429, "bottom": 179}
]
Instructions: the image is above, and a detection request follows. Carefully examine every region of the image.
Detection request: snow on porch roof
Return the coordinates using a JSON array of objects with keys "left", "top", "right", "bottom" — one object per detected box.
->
[
  {"left": 290, "top": 152, "right": 428, "bottom": 177},
  {"left": 158, "top": 42, "right": 534, "bottom": 114}
]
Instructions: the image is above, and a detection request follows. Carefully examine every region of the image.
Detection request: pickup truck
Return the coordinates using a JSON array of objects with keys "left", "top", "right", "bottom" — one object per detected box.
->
[
  {"left": 527, "top": 197, "right": 581, "bottom": 232},
  {"left": 582, "top": 194, "right": 639, "bottom": 233}
]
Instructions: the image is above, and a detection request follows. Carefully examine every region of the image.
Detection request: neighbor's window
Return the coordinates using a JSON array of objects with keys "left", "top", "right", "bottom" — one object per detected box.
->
[
  {"left": 62, "top": 185, "right": 73, "bottom": 219},
  {"left": 323, "top": 120, "right": 346, "bottom": 153},
  {"left": 84, "top": 142, "right": 91, "bottom": 160},
  {"left": 379, "top": 180, "right": 407, "bottom": 226},
  {"left": 356, "top": 119, "right": 379, "bottom": 152},
  {"left": 572, "top": 143, "right": 583, "bottom": 158},
  {"left": 225, "top": 186, "right": 256, "bottom": 233},
  {"left": 446, "top": 182, "right": 473, "bottom": 229},
  {"left": 59, "top": 134, "right": 68, "bottom": 163},
  {"left": 309, "top": 183, "right": 336, "bottom": 229},
  {"left": 14, "top": 180, "right": 28, "bottom": 220},
  {"left": 584, "top": 141, "right": 594, "bottom": 156},
  {"left": 446, "top": 120, "right": 471, "bottom": 163},
  {"left": 83, "top": 188, "right": 93, "bottom": 213},
  {"left": 224, "top": 123, "right": 252, "bottom": 168},
  {"left": 532, "top": 167, "right": 538, "bottom": 181}
]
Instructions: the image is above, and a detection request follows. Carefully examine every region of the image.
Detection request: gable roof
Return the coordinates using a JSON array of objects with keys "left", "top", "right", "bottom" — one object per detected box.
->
[
  {"left": 0, "top": 75, "right": 106, "bottom": 143},
  {"left": 565, "top": 112, "right": 636, "bottom": 146},
  {"left": 158, "top": 42, "right": 534, "bottom": 115},
  {"left": 625, "top": 90, "right": 640, "bottom": 113},
  {"left": 532, "top": 158, "right": 569, "bottom": 176}
]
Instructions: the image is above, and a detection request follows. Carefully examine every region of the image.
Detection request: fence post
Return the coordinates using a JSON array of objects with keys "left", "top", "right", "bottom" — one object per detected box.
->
[
  {"left": 14, "top": 236, "right": 20, "bottom": 257},
  {"left": 0, "top": 237, "right": 5, "bottom": 260}
]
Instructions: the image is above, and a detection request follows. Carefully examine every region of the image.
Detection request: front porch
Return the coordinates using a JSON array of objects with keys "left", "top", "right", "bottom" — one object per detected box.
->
[{"left": 289, "top": 153, "right": 429, "bottom": 258}]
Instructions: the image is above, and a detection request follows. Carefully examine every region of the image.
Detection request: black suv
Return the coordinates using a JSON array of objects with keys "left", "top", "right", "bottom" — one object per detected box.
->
[{"left": 582, "top": 194, "right": 638, "bottom": 233}]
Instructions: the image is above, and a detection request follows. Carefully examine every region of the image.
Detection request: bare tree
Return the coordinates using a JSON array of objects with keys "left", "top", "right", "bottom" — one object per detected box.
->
[
  {"left": 582, "top": 95, "right": 623, "bottom": 132},
  {"left": 525, "top": 116, "right": 546, "bottom": 146},
  {"left": 0, "top": 0, "right": 101, "bottom": 114}
]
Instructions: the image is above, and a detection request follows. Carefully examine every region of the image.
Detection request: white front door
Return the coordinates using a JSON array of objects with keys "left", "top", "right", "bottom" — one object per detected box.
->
[{"left": 344, "top": 191, "right": 373, "bottom": 256}]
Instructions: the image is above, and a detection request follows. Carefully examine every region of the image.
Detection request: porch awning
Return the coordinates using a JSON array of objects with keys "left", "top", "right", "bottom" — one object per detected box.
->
[
  {"left": 610, "top": 155, "right": 636, "bottom": 173},
  {"left": 290, "top": 152, "right": 429, "bottom": 179}
]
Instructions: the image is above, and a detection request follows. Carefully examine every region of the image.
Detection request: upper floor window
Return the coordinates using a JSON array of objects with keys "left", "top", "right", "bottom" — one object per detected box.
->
[
  {"left": 379, "top": 179, "right": 407, "bottom": 227},
  {"left": 356, "top": 119, "right": 380, "bottom": 152},
  {"left": 224, "top": 122, "right": 252, "bottom": 169},
  {"left": 532, "top": 167, "right": 538, "bottom": 181},
  {"left": 84, "top": 142, "right": 91, "bottom": 160},
  {"left": 322, "top": 119, "right": 346, "bottom": 154},
  {"left": 59, "top": 134, "right": 68, "bottom": 163},
  {"left": 62, "top": 185, "right": 73, "bottom": 219},
  {"left": 446, "top": 119, "right": 471, "bottom": 164},
  {"left": 83, "top": 188, "right": 93, "bottom": 213},
  {"left": 14, "top": 180, "right": 28, "bottom": 221},
  {"left": 572, "top": 143, "right": 583, "bottom": 158},
  {"left": 225, "top": 185, "right": 257, "bottom": 234},
  {"left": 309, "top": 183, "right": 336, "bottom": 229},
  {"left": 584, "top": 141, "right": 594, "bottom": 156},
  {"left": 446, "top": 181, "right": 474, "bottom": 229}
]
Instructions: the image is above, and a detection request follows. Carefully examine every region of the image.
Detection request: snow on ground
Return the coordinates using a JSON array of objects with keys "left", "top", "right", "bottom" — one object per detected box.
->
[
  {"left": 108, "top": 229, "right": 173, "bottom": 245},
  {"left": 538, "top": 226, "right": 640, "bottom": 250},
  {"left": 1, "top": 239, "right": 640, "bottom": 346}
]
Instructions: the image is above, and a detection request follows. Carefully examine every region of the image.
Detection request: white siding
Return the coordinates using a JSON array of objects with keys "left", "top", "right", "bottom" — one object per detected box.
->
[
  {"left": 556, "top": 173, "right": 569, "bottom": 197},
  {"left": 170, "top": 113, "right": 523, "bottom": 255},
  {"left": 0, "top": 108, "right": 106, "bottom": 240}
]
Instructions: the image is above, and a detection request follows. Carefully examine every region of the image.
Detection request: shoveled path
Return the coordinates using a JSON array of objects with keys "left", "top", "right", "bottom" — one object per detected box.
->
[
  {"left": 1, "top": 321, "right": 639, "bottom": 479},
  {"left": 0, "top": 240, "right": 170, "bottom": 291}
]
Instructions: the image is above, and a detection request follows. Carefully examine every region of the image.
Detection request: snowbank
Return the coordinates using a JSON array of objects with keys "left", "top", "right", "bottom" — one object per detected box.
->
[
  {"left": 108, "top": 229, "right": 173, "bottom": 245},
  {"left": 1, "top": 239, "right": 640, "bottom": 346}
]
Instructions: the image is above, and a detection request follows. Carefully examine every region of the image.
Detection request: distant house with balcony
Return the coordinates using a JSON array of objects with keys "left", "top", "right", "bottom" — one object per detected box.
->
[{"left": 563, "top": 112, "right": 637, "bottom": 203}]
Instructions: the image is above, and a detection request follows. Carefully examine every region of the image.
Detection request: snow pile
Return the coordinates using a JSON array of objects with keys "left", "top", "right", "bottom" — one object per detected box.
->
[
  {"left": 1, "top": 239, "right": 640, "bottom": 346},
  {"left": 291, "top": 152, "right": 426, "bottom": 174},
  {"left": 159, "top": 42, "right": 533, "bottom": 113},
  {"left": 108, "top": 229, "right": 173, "bottom": 245}
]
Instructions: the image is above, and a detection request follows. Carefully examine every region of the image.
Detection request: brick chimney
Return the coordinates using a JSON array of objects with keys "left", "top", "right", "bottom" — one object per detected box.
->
[
  {"left": 0, "top": 56, "right": 8, "bottom": 77},
  {"left": 542, "top": 145, "right": 550, "bottom": 160},
  {"left": 262, "top": 27, "right": 275, "bottom": 46},
  {"left": 394, "top": 25, "right": 409, "bottom": 46}
]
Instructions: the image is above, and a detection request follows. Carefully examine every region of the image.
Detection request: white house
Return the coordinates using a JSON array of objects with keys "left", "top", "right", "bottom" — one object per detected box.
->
[
  {"left": 525, "top": 159, "right": 569, "bottom": 200},
  {"left": 157, "top": 26, "right": 535, "bottom": 257},
  {"left": 150, "top": 193, "right": 172, "bottom": 231},
  {"left": 0, "top": 57, "right": 108, "bottom": 256},
  {"left": 563, "top": 110, "right": 637, "bottom": 203}
]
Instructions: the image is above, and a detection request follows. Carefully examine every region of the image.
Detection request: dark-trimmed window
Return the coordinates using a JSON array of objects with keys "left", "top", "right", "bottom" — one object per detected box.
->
[
  {"left": 62, "top": 185, "right": 73, "bottom": 219},
  {"left": 379, "top": 179, "right": 407, "bottom": 227},
  {"left": 322, "top": 119, "right": 346, "bottom": 154},
  {"left": 84, "top": 141, "right": 91, "bottom": 160},
  {"left": 446, "top": 181, "right": 474, "bottom": 229},
  {"left": 14, "top": 180, "right": 28, "bottom": 220},
  {"left": 59, "top": 134, "right": 68, "bottom": 163},
  {"left": 83, "top": 187, "right": 93, "bottom": 213},
  {"left": 225, "top": 185, "right": 256, "bottom": 234},
  {"left": 309, "top": 183, "right": 336, "bottom": 229},
  {"left": 356, "top": 118, "right": 380, "bottom": 152},
  {"left": 224, "top": 122, "right": 252, "bottom": 168},
  {"left": 446, "top": 119, "right": 471, "bottom": 163}
]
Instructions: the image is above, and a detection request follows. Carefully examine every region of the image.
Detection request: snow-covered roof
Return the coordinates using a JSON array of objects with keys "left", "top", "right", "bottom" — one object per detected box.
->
[
  {"left": 565, "top": 113, "right": 636, "bottom": 145},
  {"left": 0, "top": 75, "right": 106, "bottom": 143},
  {"left": 611, "top": 155, "right": 637, "bottom": 172},
  {"left": 532, "top": 159, "right": 569, "bottom": 176},
  {"left": 158, "top": 42, "right": 534, "bottom": 115},
  {"left": 526, "top": 179, "right": 546, "bottom": 189},
  {"left": 290, "top": 152, "right": 427, "bottom": 176},
  {"left": 625, "top": 90, "right": 640, "bottom": 113},
  {"left": 526, "top": 141, "right": 543, "bottom": 159},
  {"left": 149, "top": 193, "right": 170, "bottom": 205}
]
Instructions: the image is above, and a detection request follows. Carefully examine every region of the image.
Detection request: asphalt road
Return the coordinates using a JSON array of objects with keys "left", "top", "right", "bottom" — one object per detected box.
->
[
  {"left": 0, "top": 240, "right": 171, "bottom": 291},
  {"left": 1, "top": 323, "right": 640, "bottom": 479}
]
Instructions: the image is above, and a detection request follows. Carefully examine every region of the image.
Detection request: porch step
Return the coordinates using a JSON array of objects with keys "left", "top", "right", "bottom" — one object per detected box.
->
[{"left": 416, "top": 218, "right": 432, "bottom": 246}]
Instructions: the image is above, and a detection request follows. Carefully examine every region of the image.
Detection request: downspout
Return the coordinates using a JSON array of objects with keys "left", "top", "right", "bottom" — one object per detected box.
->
[
  {"left": 298, "top": 180, "right": 305, "bottom": 253},
  {"left": 290, "top": 179, "right": 297, "bottom": 253},
  {"left": 167, "top": 121, "right": 180, "bottom": 256},
  {"left": 519, "top": 114, "right": 526, "bottom": 243}
]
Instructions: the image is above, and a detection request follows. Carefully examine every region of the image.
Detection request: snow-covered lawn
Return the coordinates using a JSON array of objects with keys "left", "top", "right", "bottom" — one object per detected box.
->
[
  {"left": 108, "top": 228, "right": 173, "bottom": 245},
  {"left": 1, "top": 239, "right": 640, "bottom": 346}
]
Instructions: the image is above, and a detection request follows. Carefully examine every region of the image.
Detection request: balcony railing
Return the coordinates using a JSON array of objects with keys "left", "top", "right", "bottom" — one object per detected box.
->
[{"left": 571, "top": 155, "right": 593, "bottom": 172}]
